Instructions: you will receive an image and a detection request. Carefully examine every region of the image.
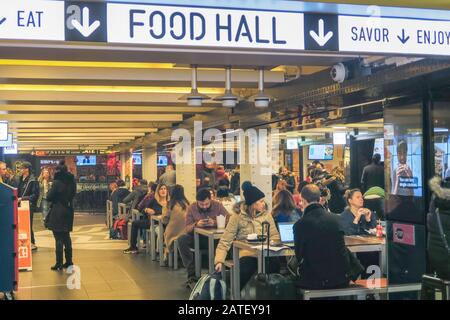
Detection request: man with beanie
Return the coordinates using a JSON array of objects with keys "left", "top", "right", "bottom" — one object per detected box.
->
[
  {"left": 214, "top": 181, "right": 281, "bottom": 289},
  {"left": 178, "top": 188, "right": 229, "bottom": 289}
]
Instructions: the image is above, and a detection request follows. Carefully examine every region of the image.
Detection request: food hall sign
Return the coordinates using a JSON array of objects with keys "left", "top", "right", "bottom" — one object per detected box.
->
[{"left": 0, "top": 0, "right": 449, "bottom": 56}]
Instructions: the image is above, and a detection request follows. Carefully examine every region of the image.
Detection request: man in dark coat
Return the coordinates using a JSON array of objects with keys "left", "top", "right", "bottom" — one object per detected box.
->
[
  {"left": 111, "top": 179, "right": 130, "bottom": 217},
  {"left": 361, "top": 153, "right": 384, "bottom": 193},
  {"left": 123, "top": 179, "right": 148, "bottom": 210},
  {"left": 427, "top": 176, "right": 450, "bottom": 281},
  {"left": 293, "top": 184, "right": 351, "bottom": 289},
  {"left": 46, "top": 160, "right": 77, "bottom": 270},
  {"left": 15, "top": 162, "right": 40, "bottom": 251}
]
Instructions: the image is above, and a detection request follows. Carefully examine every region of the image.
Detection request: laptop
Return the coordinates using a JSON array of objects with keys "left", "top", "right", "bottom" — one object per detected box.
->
[{"left": 278, "top": 222, "right": 295, "bottom": 247}]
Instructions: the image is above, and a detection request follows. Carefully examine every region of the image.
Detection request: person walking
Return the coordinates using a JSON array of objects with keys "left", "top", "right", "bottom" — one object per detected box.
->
[
  {"left": 38, "top": 168, "right": 52, "bottom": 221},
  {"left": 45, "top": 160, "right": 77, "bottom": 271},
  {"left": 361, "top": 153, "right": 384, "bottom": 193}
]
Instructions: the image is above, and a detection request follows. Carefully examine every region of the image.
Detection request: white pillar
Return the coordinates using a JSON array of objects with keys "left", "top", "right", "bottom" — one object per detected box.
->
[
  {"left": 239, "top": 128, "right": 278, "bottom": 211},
  {"left": 142, "top": 144, "right": 158, "bottom": 183},
  {"left": 120, "top": 153, "right": 126, "bottom": 181},
  {"left": 176, "top": 140, "right": 197, "bottom": 203}
]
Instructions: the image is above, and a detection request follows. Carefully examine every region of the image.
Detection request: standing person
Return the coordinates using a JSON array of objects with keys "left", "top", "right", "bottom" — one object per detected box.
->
[
  {"left": 37, "top": 168, "right": 52, "bottom": 221},
  {"left": 161, "top": 185, "right": 190, "bottom": 265},
  {"left": 199, "top": 162, "right": 216, "bottom": 189},
  {"left": 45, "top": 160, "right": 77, "bottom": 270},
  {"left": 427, "top": 176, "right": 450, "bottom": 281},
  {"left": 340, "top": 189, "right": 377, "bottom": 235},
  {"left": 123, "top": 184, "right": 169, "bottom": 254},
  {"left": 214, "top": 182, "right": 281, "bottom": 289},
  {"left": 230, "top": 166, "right": 240, "bottom": 195},
  {"left": 158, "top": 165, "right": 176, "bottom": 193},
  {"left": 278, "top": 166, "right": 295, "bottom": 193},
  {"left": 16, "top": 162, "right": 40, "bottom": 251},
  {"left": 0, "top": 161, "right": 12, "bottom": 185},
  {"left": 178, "top": 188, "right": 229, "bottom": 288},
  {"left": 216, "top": 179, "right": 237, "bottom": 215},
  {"left": 322, "top": 166, "right": 347, "bottom": 214},
  {"left": 361, "top": 153, "right": 384, "bottom": 193},
  {"left": 293, "top": 184, "right": 351, "bottom": 289},
  {"left": 215, "top": 165, "right": 229, "bottom": 187}
]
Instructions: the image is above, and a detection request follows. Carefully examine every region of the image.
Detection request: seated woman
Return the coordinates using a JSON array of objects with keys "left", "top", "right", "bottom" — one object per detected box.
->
[
  {"left": 214, "top": 182, "right": 281, "bottom": 289},
  {"left": 340, "top": 189, "right": 377, "bottom": 235},
  {"left": 123, "top": 184, "right": 169, "bottom": 254},
  {"left": 216, "top": 179, "right": 237, "bottom": 215},
  {"left": 161, "top": 185, "right": 189, "bottom": 265},
  {"left": 272, "top": 189, "right": 301, "bottom": 223}
]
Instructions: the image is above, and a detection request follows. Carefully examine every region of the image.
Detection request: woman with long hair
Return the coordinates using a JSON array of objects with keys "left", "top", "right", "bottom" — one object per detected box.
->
[
  {"left": 38, "top": 167, "right": 52, "bottom": 221},
  {"left": 161, "top": 185, "right": 189, "bottom": 264},
  {"left": 45, "top": 161, "right": 77, "bottom": 270},
  {"left": 272, "top": 189, "right": 301, "bottom": 223},
  {"left": 124, "top": 184, "right": 169, "bottom": 254},
  {"left": 340, "top": 188, "right": 377, "bottom": 235}
]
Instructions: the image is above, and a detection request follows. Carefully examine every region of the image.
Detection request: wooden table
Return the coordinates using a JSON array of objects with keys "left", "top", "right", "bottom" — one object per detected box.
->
[
  {"left": 232, "top": 235, "right": 386, "bottom": 300},
  {"left": 194, "top": 227, "right": 225, "bottom": 278},
  {"left": 150, "top": 215, "right": 164, "bottom": 266}
]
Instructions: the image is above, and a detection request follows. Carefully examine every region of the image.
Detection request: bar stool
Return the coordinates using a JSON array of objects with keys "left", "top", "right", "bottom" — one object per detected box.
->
[
  {"left": 421, "top": 274, "right": 450, "bottom": 300},
  {"left": 221, "top": 260, "right": 234, "bottom": 300}
]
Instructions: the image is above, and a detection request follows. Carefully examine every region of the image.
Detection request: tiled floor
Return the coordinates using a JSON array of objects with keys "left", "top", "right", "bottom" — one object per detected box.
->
[{"left": 6, "top": 214, "right": 190, "bottom": 300}]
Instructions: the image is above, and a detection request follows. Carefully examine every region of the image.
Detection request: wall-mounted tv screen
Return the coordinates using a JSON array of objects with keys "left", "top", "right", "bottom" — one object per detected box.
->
[
  {"left": 308, "top": 144, "right": 334, "bottom": 160},
  {"left": 157, "top": 155, "right": 168, "bottom": 166},
  {"left": 0, "top": 134, "right": 13, "bottom": 147},
  {"left": 76, "top": 155, "right": 96, "bottom": 166},
  {"left": 133, "top": 154, "right": 142, "bottom": 165}
]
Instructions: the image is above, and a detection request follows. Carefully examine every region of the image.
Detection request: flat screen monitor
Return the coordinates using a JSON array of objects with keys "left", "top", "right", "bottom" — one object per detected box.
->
[
  {"left": 286, "top": 138, "right": 298, "bottom": 150},
  {"left": 76, "top": 155, "right": 96, "bottom": 166},
  {"left": 373, "top": 138, "right": 385, "bottom": 162},
  {"left": 132, "top": 153, "right": 142, "bottom": 165},
  {"left": 0, "top": 122, "right": 8, "bottom": 141},
  {"left": 333, "top": 132, "right": 347, "bottom": 145},
  {"left": 3, "top": 143, "right": 17, "bottom": 155},
  {"left": 0, "top": 134, "right": 13, "bottom": 147},
  {"left": 308, "top": 144, "right": 334, "bottom": 160},
  {"left": 157, "top": 155, "right": 168, "bottom": 166}
]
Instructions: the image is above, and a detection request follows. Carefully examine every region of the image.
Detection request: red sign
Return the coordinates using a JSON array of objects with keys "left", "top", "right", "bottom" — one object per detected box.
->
[
  {"left": 18, "top": 201, "right": 32, "bottom": 271},
  {"left": 393, "top": 223, "right": 415, "bottom": 246}
]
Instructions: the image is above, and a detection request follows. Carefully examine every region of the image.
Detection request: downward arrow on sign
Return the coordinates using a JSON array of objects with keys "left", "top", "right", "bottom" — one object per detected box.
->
[
  {"left": 309, "top": 19, "right": 334, "bottom": 47},
  {"left": 71, "top": 7, "right": 100, "bottom": 37},
  {"left": 397, "top": 29, "right": 410, "bottom": 44},
  {"left": 0, "top": 17, "right": 6, "bottom": 25}
]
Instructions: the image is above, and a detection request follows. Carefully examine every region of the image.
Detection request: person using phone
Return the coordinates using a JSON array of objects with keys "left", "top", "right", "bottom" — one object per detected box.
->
[{"left": 340, "top": 188, "right": 377, "bottom": 235}]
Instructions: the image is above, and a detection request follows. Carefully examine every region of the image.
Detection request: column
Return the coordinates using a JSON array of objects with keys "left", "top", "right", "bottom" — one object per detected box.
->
[
  {"left": 142, "top": 143, "right": 158, "bottom": 183},
  {"left": 175, "top": 139, "right": 196, "bottom": 203},
  {"left": 239, "top": 125, "right": 278, "bottom": 211}
]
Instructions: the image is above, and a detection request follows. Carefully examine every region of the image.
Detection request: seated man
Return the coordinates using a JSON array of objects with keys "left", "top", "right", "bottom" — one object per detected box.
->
[
  {"left": 178, "top": 188, "right": 229, "bottom": 289},
  {"left": 294, "top": 184, "right": 351, "bottom": 290}
]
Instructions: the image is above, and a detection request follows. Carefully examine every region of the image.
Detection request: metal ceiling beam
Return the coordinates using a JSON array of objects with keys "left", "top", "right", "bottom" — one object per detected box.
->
[
  {"left": 0, "top": 114, "right": 182, "bottom": 122},
  {"left": 8, "top": 122, "right": 168, "bottom": 128}
]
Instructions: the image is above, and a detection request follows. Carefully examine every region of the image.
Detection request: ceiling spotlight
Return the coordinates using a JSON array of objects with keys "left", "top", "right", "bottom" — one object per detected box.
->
[
  {"left": 249, "top": 68, "right": 273, "bottom": 108},
  {"left": 179, "top": 65, "right": 210, "bottom": 106},
  {"left": 214, "top": 66, "right": 240, "bottom": 108}
]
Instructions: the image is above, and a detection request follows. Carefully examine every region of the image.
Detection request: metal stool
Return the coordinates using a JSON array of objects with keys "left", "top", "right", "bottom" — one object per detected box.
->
[
  {"left": 421, "top": 274, "right": 450, "bottom": 300},
  {"left": 221, "top": 260, "right": 234, "bottom": 300}
]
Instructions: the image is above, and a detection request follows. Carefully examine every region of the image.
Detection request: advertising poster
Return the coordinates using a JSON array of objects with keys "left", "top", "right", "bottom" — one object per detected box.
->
[{"left": 18, "top": 201, "right": 32, "bottom": 271}]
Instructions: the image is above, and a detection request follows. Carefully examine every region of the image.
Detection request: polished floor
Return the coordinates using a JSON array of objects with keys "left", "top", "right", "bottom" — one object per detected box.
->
[{"left": 7, "top": 214, "right": 190, "bottom": 300}]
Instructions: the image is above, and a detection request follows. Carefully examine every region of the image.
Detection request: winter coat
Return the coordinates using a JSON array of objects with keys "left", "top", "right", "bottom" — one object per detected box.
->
[
  {"left": 427, "top": 177, "right": 450, "bottom": 279},
  {"left": 122, "top": 184, "right": 147, "bottom": 210},
  {"left": 361, "top": 163, "right": 384, "bottom": 193},
  {"left": 340, "top": 207, "right": 377, "bottom": 235},
  {"left": 327, "top": 178, "right": 347, "bottom": 214},
  {"left": 112, "top": 187, "right": 130, "bottom": 215},
  {"left": 162, "top": 202, "right": 188, "bottom": 255},
  {"left": 294, "top": 203, "right": 350, "bottom": 289},
  {"left": 46, "top": 171, "right": 77, "bottom": 233},
  {"left": 214, "top": 202, "right": 281, "bottom": 265},
  {"left": 16, "top": 174, "right": 40, "bottom": 210}
]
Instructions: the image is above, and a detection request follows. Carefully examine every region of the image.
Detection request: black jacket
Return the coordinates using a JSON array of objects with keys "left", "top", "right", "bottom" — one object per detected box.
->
[
  {"left": 112, "top": 187, "right": 130, "bottom": 215},
  {"left": 327, "top": 178, "right": 347, "bottom": 214},
  {"left": 361, "top": 163, "right": 384, "bottom": 193},
  {"left": 427, "top": 177, "right": 450, "bottom": 279},
  {"left": 293, "top": 203, "right": 350, "bottom": 289},
  {"left": 46, "top": 171, "right": 77, "bottom": 233},
  {"left": 279, "top": 173, "right": 295, "bottom": 193},
  {"left": 123, "top": 184, "right": 147, "bottom": 210},
  {"left": 16, "top": 174, "right": 40, "bottom": 210}
]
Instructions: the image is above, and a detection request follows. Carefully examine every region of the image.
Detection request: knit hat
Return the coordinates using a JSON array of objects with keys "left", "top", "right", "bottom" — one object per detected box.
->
[
  {"left": 363, "top": 186, "right": 385, "bottom": 199},
  {"left": 242, "top": 181, "right": 265, "bottom": 206}
]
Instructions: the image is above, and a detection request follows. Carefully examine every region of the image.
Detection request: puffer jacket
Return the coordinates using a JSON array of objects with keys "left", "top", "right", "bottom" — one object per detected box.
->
[
  {"left": 214, "top": 202, "right": 280, "bottom": 265},
  {"left": 427, "top": 177, "right": 450, "bottom": 279}
]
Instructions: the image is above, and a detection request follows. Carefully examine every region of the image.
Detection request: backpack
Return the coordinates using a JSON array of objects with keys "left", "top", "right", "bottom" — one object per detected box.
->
[
  {"left": 110, "top": 219, "right": 128, "bottom": 240},
  {"left": 189, "top": 273, "right": 226, "bottom": 300}
]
